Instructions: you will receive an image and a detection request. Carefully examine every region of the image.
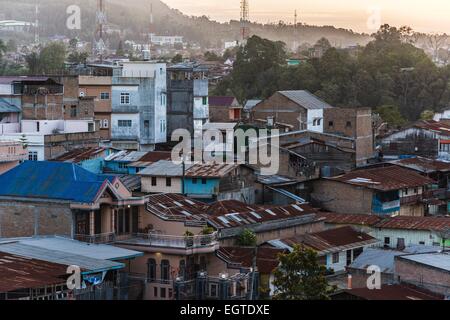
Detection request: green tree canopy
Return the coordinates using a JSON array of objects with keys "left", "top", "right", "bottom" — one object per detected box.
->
[
  {"left": 273, "top": 245, "right": 335, "bottom": 300},
  {"left": 236, "top": 229, "right": 257, "bottom": 247}
]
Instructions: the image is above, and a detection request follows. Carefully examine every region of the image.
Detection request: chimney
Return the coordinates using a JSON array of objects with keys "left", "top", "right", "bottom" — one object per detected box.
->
[{"left": 347, "top": 274, "right": 353, "bottom": 290}]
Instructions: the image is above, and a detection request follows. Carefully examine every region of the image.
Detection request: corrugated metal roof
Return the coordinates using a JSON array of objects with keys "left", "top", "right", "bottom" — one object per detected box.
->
[
  {"left": 328, "top": 165, "right": 435, "bottom": 191},
  {"left": 51, "top": 147, "right": 108, "bottom": 163},
  {"left": 202, "top": 122, "right": 237, "bottom": 131},
  {"left": 393, "top": 156, "right": 450, "bottom": 173},
  {"left": 139, "top": 160, "right": 193, "bottom": 177},
  {"left": 271, "top": 226, "right": 378, "bottom": 254},
  {"left": 185, "top": 162, "right": 238, "bottom": 178},
  {"left": 317, "top": 212, "right": 383, "bottom": 226},
  {"left": 398, "top": 253, "right": 450, "bottom": 272},
  {"left": 105, "top": 150, "right": 147, "bottom": 162},
  {"left": 243, "top": 99, "right": 262, "bottom": 112},
  {"left": 343, "top": 284, "right": 442, "bottom": 300},
  {"left": 349, "top": 248, "right": 404, "bottom": 273},
  {"left": 217, "top": 247, "right": 284, "bottom": 274},
  {"left": 17, "top": 237, "right": 143, "bottom": 261},
  {"left": 414, "top": 120, "right": 450, "bottom": 136},
  {"left": 0, "top": 161, "right": 116, "bottom": 204},
  {"left": 374, "top": 216, "right": 450, "bottom": 232},
  {"left": 278, "top": 90, "right": 334, "bottom": 110},
  {"left": 0, "top": 98, "right": 20, "bottom": 113},
  {"left": 0, "top": 242, "right": 123, "bottom": 274},
  {"left": 0, "top": 252, "right": 68, "bottom": 293}
]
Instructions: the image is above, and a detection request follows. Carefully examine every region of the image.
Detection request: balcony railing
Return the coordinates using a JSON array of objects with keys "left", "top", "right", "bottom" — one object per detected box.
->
[
  {"left": 400, "top": 194, "right": 423, "bottom": 205},
  {"left": 118, "top": 232, "right": 219, "bottom": 249},
  {"left": 74, "top": 232, "right": 116, "bottom": 244}
]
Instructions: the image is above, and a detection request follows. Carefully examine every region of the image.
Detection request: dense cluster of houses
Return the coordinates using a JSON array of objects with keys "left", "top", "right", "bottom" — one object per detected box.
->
[{"left": 0, "top": 61, "right": 450, "bottom": 301}]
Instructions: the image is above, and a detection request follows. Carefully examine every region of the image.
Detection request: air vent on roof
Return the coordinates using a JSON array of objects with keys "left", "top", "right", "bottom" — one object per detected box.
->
[
  {"left": 265, "top": 209, "right": 276, "bottom": 216},
  {"left": 250, "top": 212, "right": 262, "bottom": 219},
  {"left": 292, "top": 205, "right": 304, "bottom": 211},
  {"left": 218, "top": 216, "right": 230, "bottom": 225},
  {"left": 181, "top": 210, "right": 192, "bottom": 217},
  {"left": 174, "top": 201, "right": 184, "bottom": 207},
  {"left": 185, "top": 200, "right": 196, "bottom": 205},
  {"left": 226, "top": 213, "right": 242, "bottom": 222}
]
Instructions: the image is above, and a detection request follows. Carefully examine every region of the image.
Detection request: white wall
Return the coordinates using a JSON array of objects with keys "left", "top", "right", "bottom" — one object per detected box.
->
[
  {"left": 21, "top": 120, "right": 93, "bottom": 134},
  {"left": 0, "top": 84, "right": 13, "bottom": 95},
  {"left": 307, "top": 109, "right": 324, "bottom": 133}
]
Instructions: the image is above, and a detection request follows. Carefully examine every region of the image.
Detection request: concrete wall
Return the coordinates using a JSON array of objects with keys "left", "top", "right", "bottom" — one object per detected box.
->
[
  {"left": 312, "top": 180, "right": 373, "bottom": 214},
  {"left": 141, "top": 176, "right": 183, "bottom": 194}
]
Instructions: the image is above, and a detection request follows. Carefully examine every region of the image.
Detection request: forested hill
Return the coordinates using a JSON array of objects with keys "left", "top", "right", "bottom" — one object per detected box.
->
[{"left": 0, "top": 0, "right": 371, "bottom": 48}]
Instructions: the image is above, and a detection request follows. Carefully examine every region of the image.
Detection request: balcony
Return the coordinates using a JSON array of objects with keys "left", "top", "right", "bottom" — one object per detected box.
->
[
  {"left": 74, "top": 232, "right": 116, "bottom": 244},
  {"left": 116, "top": 232, "right": 220, "bottom": 254},
  {"left": 400, "top": 194, "right": 423, "bottom": 205}
]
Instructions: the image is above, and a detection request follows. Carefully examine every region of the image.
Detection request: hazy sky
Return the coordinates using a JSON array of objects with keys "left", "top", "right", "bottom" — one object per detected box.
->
[{"left": 163, "top": 0, "right": 450, "bottom": 34}]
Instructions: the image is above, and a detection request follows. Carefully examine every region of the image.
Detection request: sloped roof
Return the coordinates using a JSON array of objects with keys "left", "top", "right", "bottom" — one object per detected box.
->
[
  {"left": 0, "top": 252, "right": 67, "bottom": 293},
  {"left": 0, "top": 98, "right": 20, "bottom": 113},
  {"left": 270, "top": 226, "right": 378, "bottom": 254},
  {"left": 243, "top": 99, "right": 262, "bottom": 112},
  {"left": 343, "top": 284, "right": 442, "bottom": 300},
  {"left": 392, "top": 156, "right": 450, "bottom": 173},
  {"left": 209, "top": 96, "right": 237, "bottom": 107},
  {"left": 51, "top": 147, "right": 108, "bottom": 163},
  {"left": 139, "top": 160, "right": 193, "bottom": 177},
  {"left": 217, "top": 247, "right": 285, "bottom": 274},
  {"left": 278, "top": 90, "right": 334, "bottom": 110},
  {"left": 185, "top": 162, "right": 239, "bottom": 178},
  {"left": 0, "top": 161, "right": 116, "bottom": 204},
  {"left": 327, "top": 165, "right": 435, "bottom": 191},
  {"left": 317, "top": 212, "right": 383, "bottom": 226},
  {"left": 374, "top": 216, "right": 450, "bottom": 232},
  {"left": 414, "top": 120, "right": 450, "bottom": 136}
]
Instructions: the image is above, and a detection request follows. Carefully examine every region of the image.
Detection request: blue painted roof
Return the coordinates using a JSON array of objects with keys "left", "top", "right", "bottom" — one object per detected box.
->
[{"left": 0, "top": 161, "right": 116, "bottom": 204}]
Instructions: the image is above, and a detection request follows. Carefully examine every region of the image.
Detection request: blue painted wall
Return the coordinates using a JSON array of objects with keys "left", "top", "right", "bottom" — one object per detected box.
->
[{"left": 184, "top": 178, "right": 220, "bottom": 197}]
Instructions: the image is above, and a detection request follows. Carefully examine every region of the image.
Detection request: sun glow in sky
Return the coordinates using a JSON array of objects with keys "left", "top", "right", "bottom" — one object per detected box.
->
[{"left": 163, "top": 0, "right": 450, "bottom": 34}]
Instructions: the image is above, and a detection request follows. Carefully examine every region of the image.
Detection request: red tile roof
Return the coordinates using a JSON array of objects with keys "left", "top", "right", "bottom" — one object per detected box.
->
[
  {"left": 217, "top": 247, "right": 285, "bottom": 274},
  {"left": 374, "top": 216, "right": 450, "bottom": 232},
  {"left": 343, "top": 284, "right": 443, "bottom": 300},
  {"left": 328, "top": 165, "right": 435, "bottom": 191},
  {"left": 0, "top": 252, "right": 67, "bottom": 293},
  {"left": 276, "top": 226, "right": 378, "bottom": 254},
  {"left": 317, "top": 212, "right": 383, "bottom": 226}
]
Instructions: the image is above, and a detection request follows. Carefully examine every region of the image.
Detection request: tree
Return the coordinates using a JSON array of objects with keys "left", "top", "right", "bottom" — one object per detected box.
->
[
  {"left": 116, "top": 40, "right": 125, "bottom": 56},
  {"left": 204, "top": 51, "right": 221, "bottom": 61},
  {"left": 25, "top": 42, "right": 67, "bottom": 74},
  {"left": 236, "top": 229, "right": 257, "bottom": 247},
  {"left": 171, "top": 53, "right": 183, "bottom": 64},
  {"left": 375, "top": 105, "right": 407, "bottom": 128},
  {"left": 67, "top": 51, "right": 89, "bottom": 64},
  {"left": 0, "top": 40, "right": 6, "bottom": 60},
  {"left": 273, "top": 245, "right": 335, "bottom": 300},
  {"left": 314, "top": 37, "right": 332, "bottom": 52},
  {"left": 69, "top": 38, "right": 78, "bottom": 51}
]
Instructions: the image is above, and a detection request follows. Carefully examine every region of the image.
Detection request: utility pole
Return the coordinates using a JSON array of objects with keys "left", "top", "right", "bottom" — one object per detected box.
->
[{"left": 240, "top": 0, "right": 250, "bottom": 43}]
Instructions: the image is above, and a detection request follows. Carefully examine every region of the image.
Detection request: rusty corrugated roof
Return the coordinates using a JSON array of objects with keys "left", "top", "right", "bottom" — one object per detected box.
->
[
  {"left": 393, "top": 156, "right": 450, "bottom": 173},
  {"left": 185, "top": 163, "right": 239, "bottom": 178},
  {"left": 328, "top": 165, "right": 435, "bottom": 191},
  {"left": 343, "top": 284, "right": 443, "bottom": 300},
  {"left": 51, "top": 147, "right": 107, "bottom": 163},
  {"left": 217, "top": 247, "right": 285, "bottom": 274},
  {"left": 317, "top": 212, "right": 383, "bottom": 226},
  {"left": 374, "top": 216, "right": 450, "bottom": 232},
  {"left": 276, "top": 226, "right": 378, "bottom": 253},
  {"left": 0, "top": 252, "right": 67, "bottom": 293}
]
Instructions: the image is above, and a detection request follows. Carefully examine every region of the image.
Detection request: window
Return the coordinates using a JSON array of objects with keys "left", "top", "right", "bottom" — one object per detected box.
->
[
  {"left": 147, "top": 259, "right": 156, "bottom": 281},
  {"left": 328, "top": 121, "right": 334, "bottom": 127},
  {"left": 70, "top": 105, "right": 77, "bottom": 118},
  {"left": 179, "top": 260, "right": 186, "bottom": 279},
  {"left": 160, "top": 288, "right": 166, "bottom": 298},
  {"left": 88, "top": 123, "right": 94, "bottom": 132},
  {"left": 100, "top": 92, "right": 110, "bottom": 100},
  {"left": 346, "top": 121, "right": 352, "bottom": 128},
  {"left": 118, "top": 120, "right": 132, "bottom": 127},
  {"left": 36, "top": 122, "right": 40, "bottom": 132},
  {"left": 332, "top": 252, "right": 340, "bottom": 264},
  {"left": 151, "top": 177, "right": 157, "bottom": 186},
  {"left": 166, "top": 177, "right": 172, "bottom": 187},
  {"left": 419, "top": 241, "right": 425, "bottom": 245},
  {"left": 202, "top": 97, "right": 208, "bottom": 105},
  {"left": 102, "top": 119, "right": 109, "bottom": 129},
  {"left": 120, "top": 92, "right": 130, "bottom": 105},
  {"left": 201, "top": 178, "right": 207, "bottom": 185},
  {"left": 210, "top": 283, "right": 219, "bottom": 298},
  {"left": 384, "top": 237, "right": 390, "bottom": 245},
  {"left": 153, "top": 287, "right": 158, "bottom": 297},
  {"left": 192, "top": 178, "right": 198, "bottom": 184},
  {"left": 161, "top": 260, "right": 170, "bottom": 281},
  {"left": 160, "top": 120, "right": 166, "bottom": 133},
  {"left": 28, "top": 151, "right": 38, "bottom": 161}
]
